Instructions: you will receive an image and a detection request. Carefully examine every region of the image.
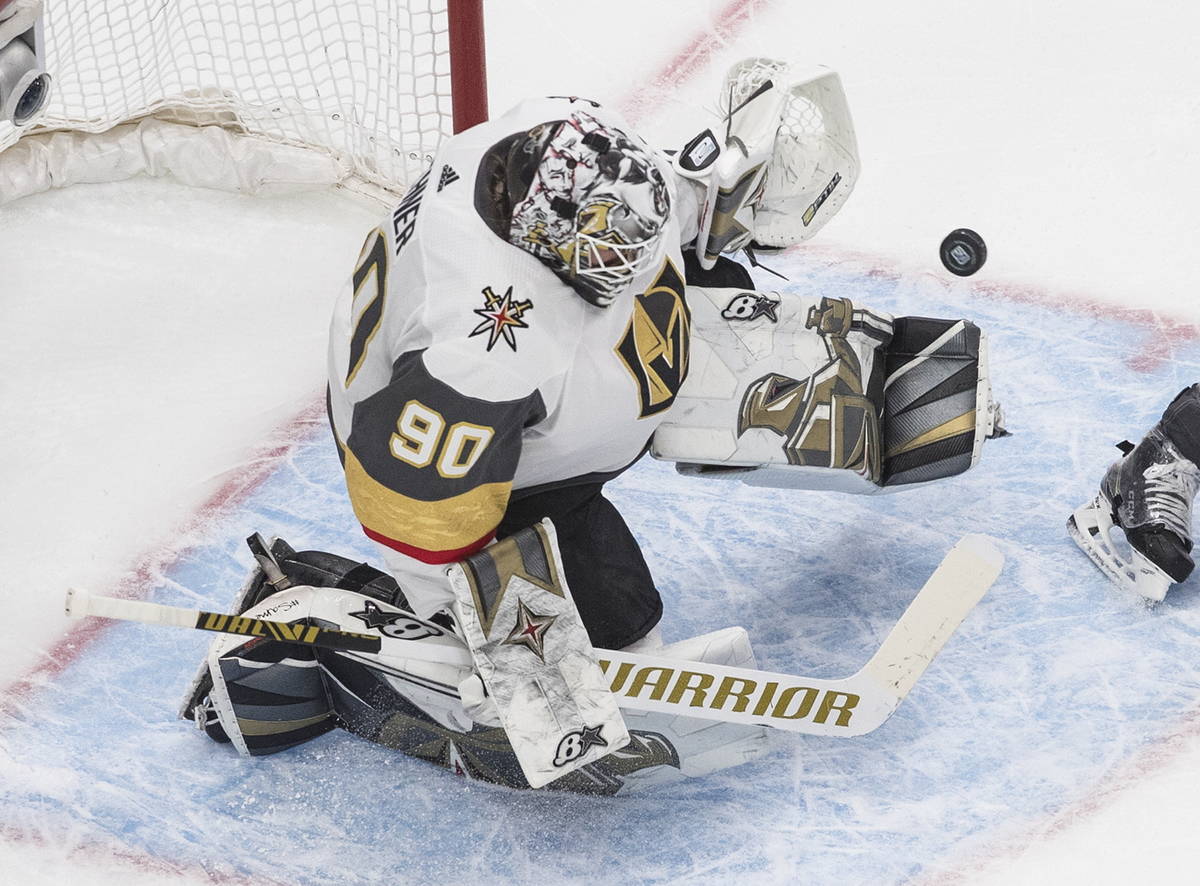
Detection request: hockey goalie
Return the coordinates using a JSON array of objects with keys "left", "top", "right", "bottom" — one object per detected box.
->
[{"left": 176, "top": 59, "right": 1006, "bottom": 794}]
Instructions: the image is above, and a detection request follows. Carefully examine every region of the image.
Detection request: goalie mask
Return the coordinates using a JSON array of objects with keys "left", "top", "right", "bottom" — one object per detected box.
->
[{"left": 499, "top": 111, "right": 671, "bottom": 307}]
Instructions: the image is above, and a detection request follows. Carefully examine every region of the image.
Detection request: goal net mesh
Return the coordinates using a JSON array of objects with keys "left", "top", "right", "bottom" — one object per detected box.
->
[{"left": 0, "top": 0, "right": 456, "bottom": 193}]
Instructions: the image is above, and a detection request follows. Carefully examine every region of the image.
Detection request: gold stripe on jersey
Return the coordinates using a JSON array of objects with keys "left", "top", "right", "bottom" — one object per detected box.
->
[{"left": 342, "top": 447, "right": 511, "bottom": 553}]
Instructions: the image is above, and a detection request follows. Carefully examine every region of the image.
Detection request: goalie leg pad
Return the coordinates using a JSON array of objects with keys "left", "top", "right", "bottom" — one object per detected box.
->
[
  {"left": 203, "top": 628, "right": 336, "bottom": 756},
  {"left": 179, "top": 537, "right": 419, "bottom": 728},
  {"left": 182, "top": 535, "right": 766, "bottom": 793},
  {"left": 190, "top": 579, "right": 476, "bottom": 756},
  {"left": 448, "top": 520, "right": 630, "bottom": 789},
  {"left": 576, "top": 627, "right": 771, "bottom": 793},
  {"left": 498, "top": 482, "right": 662, "bottom": 650}
]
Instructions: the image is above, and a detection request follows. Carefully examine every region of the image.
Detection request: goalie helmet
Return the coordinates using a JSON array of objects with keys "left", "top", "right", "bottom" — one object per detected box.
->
[{"left": 494, "top": 110, "right": 671, "bottom": 307}]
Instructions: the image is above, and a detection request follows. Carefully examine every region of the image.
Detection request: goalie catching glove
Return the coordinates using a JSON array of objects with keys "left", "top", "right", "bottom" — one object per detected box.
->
[{"left": 674, "top": 58, "right": 860, "bottom": 267}]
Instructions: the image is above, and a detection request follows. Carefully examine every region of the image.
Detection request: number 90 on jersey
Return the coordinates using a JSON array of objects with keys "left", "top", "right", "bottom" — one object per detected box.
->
[{"left": 390, "top": 399, "right": 494, "bottom": 479}]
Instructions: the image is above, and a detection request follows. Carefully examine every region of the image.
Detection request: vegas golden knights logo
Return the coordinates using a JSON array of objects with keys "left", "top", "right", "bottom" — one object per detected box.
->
[
  {"left": 738, "top": 296, "right": 883, "bottom": 482},
  {"left": 616, "top": 259, "right": 690, "bottom": 418}
]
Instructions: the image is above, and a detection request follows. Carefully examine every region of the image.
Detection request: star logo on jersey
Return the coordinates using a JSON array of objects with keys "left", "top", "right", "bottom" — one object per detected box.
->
[
  {"left": 437, "top": 164, "right": 460, "bottom": 192},
  {"left": 470, "top": 286, "right": 533, "bottom": 352},
  {"left": 502, "top": 598, "right": 557, "bottom": 661}
]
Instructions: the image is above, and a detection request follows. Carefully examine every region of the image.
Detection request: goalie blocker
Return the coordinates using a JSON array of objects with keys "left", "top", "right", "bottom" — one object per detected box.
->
[{"left": 651, "top": 273, "right": 1005, "bottom": 492}]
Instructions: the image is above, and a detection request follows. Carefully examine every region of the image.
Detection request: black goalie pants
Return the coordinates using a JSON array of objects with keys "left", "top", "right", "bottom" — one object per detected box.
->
[{"left": 496, "top": 481, "right": 662, "bottom": 651}]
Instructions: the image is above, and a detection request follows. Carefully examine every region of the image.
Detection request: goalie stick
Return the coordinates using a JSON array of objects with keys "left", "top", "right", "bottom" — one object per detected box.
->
[
  {"left": 64, "top": 587, "right": 383, "bottom": 653},
  {"left": 600, "top": 534, "right": 1003, "bottom": 736},
  {"left": 63, "top": 534, "right": 1001, "bottom": 738}
]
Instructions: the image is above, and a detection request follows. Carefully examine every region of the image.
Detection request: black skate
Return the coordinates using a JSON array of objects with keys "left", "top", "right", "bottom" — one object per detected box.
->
[{"left": 1069, "top": 387, "right": 1200, "bottom": 601}]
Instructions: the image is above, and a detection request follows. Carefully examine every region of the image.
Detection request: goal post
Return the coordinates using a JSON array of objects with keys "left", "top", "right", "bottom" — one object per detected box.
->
[
  {"left": 0, "top": 0, "right": 488, "bottom": 205},
  {"left": 448, "top": 0, "right": 488, "bottom": 135}
]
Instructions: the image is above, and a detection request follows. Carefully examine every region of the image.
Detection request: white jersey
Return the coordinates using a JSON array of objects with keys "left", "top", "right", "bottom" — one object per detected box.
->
[{"left": 327, "top": 97, "right": 693, "bottom": 615}]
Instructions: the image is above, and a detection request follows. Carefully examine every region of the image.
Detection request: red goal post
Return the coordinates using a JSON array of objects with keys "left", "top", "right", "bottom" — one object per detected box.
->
[
  {"left": 448, "top": 0, "right": 488, "bottom": 135},
  {"left": 0, "top": 0, "right": 488, "bottom": 205}
]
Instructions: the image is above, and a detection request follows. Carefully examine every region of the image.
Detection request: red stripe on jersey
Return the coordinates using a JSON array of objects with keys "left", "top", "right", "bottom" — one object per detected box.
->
[{"left": 363, "top": 525, "right": 494, "bottom": 564}]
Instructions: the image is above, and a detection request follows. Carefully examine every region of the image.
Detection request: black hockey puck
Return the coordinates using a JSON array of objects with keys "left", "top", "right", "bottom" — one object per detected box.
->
[{"left": 939, "top": 228, "right": 987, "bottom": 277}]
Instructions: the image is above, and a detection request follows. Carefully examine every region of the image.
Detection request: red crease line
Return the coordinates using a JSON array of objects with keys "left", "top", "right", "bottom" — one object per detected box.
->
[
  {"left": 0, "top": 399, "right": 328, "bottom": 723},
  {"left": 619, "top": 0, "right": 771, "bottom": 125}
]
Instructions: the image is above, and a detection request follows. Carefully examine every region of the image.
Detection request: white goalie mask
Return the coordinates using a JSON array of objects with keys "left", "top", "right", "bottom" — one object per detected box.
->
[
  {"left": 508, "top": 111, "right": 671, "bottom": 307},
  {"left": 676, "top": 59, "right": 860, "bottom": 269}
]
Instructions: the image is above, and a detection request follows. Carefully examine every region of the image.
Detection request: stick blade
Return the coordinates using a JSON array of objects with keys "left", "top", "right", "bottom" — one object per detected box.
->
[
  {"left": 861, "top": 533, "right": 1004, "bottom": 710},
  {"left": 954, "top": 533, "right": 1006, "bottom": 580}
]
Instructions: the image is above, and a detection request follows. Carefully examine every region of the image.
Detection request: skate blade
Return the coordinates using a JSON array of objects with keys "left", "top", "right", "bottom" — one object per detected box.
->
[{"left": 1068, "top": 497, "right": 1173, "bottom": 602}]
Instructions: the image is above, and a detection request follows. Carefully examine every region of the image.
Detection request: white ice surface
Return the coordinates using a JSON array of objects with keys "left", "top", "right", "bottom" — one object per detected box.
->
[
  {"left": 3, "top": 0, "right": 1200, "bottom": 883},
  {"left": 971, "top": 734, "right": 1200, "bottom": 886},
  {"left": 0, "top": 181, "right": 377, "bottom": 690}
]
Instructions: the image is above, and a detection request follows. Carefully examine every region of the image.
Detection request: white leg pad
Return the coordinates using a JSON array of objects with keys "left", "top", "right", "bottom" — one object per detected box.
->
[{"left": 447, "top": 520, "right": 629, "bottom": 789}]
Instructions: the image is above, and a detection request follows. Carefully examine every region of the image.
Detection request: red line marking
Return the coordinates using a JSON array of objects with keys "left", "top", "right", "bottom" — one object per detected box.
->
[
  {"left": 618, "top": 0, "right": 772, "bottom": 124},
  {"left": 911, "top": 698, "right": 1200, "bottom": 884},
  {"left": 0, "top": 399, "right": 328, "bottom": 723},
  {"left": 791, "top": 246, "right": 1200, "bottom": 879},
  {"left": 799, "top": 241, "right": 1200, "bottom": 373},
  {"left": 0, "top": 823, "right": 293, "bottom": 886}
]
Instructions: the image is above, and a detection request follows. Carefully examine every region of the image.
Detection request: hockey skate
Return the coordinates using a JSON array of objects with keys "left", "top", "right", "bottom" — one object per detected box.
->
[{"left": 1069, "top": 386, "right": 1200, "bottom": 601}]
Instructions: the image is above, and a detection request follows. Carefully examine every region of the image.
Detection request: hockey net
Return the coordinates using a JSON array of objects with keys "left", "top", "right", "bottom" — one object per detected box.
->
[{"left": 0, "top": 0, "right": 486, "bottom": 206}]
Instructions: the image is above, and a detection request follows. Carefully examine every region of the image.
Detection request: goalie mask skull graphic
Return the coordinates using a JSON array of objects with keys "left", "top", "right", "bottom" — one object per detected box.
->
[{"left": 508, "top": 111, "right": 671, "bottom": 308}]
